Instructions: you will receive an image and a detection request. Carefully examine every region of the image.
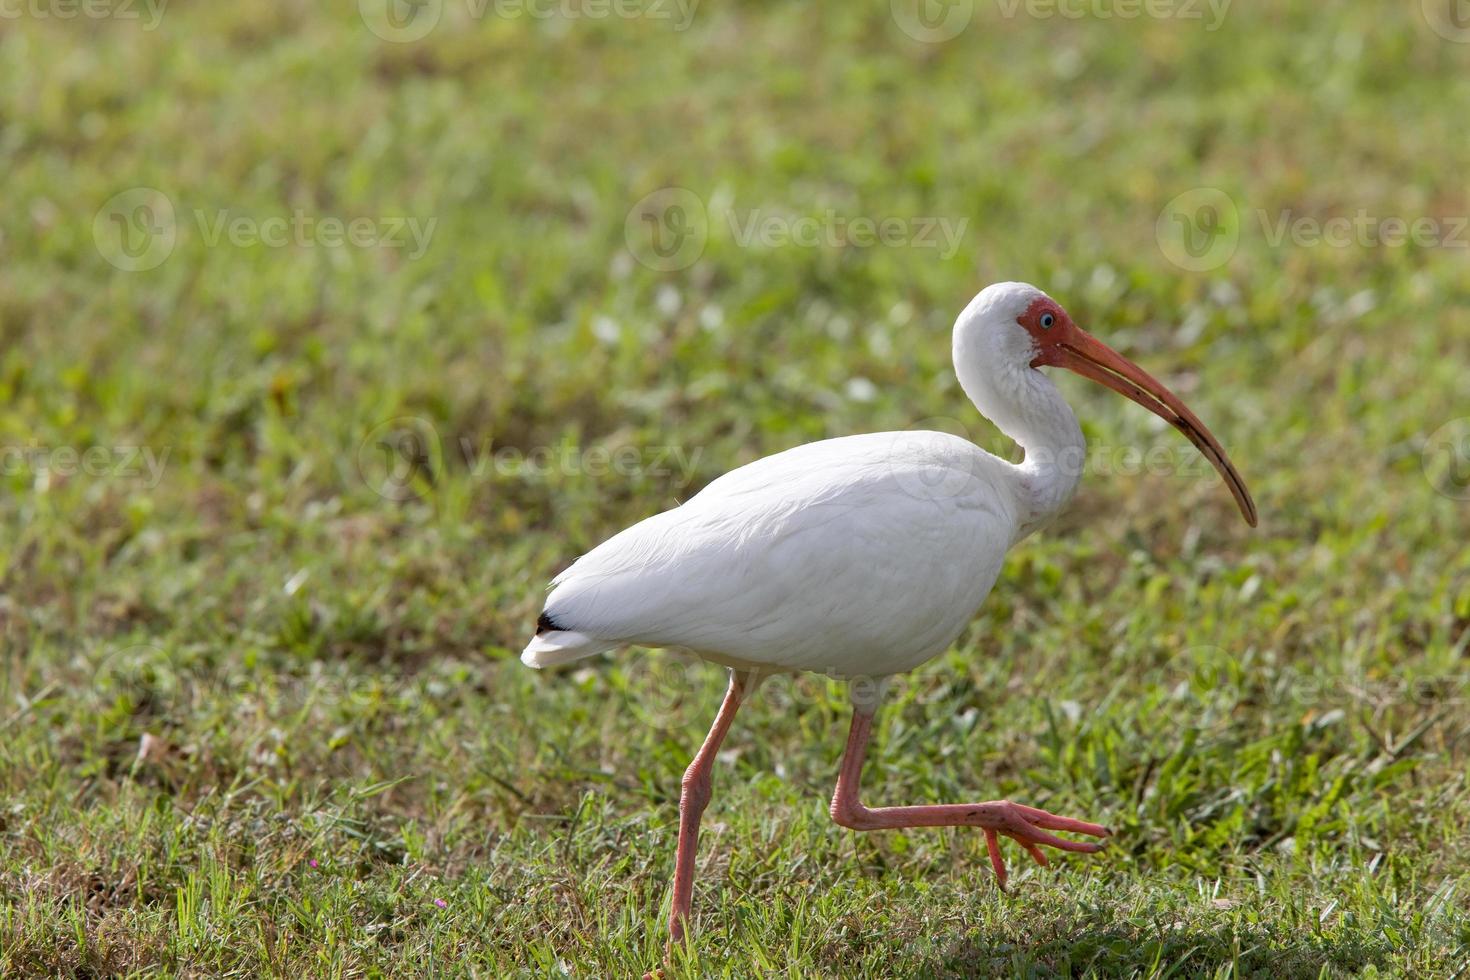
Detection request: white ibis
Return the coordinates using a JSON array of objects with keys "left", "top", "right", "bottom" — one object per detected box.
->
[{"left": 522, "top": 282, "right": 1256, "bottom": 948}]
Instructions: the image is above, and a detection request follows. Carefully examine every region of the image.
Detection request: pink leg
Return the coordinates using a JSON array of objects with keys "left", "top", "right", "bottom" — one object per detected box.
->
[
  {"left": 828, "top": 706, "right": 1110, "bottom": 889},
  {"left": 666, "top": 669, "right": 757, "bottom": 948}
]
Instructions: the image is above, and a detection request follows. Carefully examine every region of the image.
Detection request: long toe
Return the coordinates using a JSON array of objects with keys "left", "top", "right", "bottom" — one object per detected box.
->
[
  {"left": 984, "top": 829, "right": 1008, "bottom": 889},
  {"left": 1007, "top": 802, "right": 1112, "bottom": 838},
  {"left": 997, "top": 801, "right": 1112, "bottom": 855}
]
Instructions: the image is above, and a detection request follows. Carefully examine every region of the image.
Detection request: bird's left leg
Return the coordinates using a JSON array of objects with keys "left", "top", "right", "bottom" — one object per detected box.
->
[
  {"left": 665, "top": 667, "right": 762, "bottom": 949},
  {"left": 828, "top": 701, "right": 1110, "bottom": 889}
]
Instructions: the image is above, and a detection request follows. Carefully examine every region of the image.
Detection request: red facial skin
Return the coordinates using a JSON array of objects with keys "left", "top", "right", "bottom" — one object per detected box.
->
[
  {"left": 1018, "top": 296, "right": 1080, "bottom": 362},
  {"left": 1016, "top": 296, "right": 1257, "bottom": 527}
]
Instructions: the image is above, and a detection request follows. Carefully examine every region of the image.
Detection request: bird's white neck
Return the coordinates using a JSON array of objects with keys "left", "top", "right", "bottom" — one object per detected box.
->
[{"left": 954, "top": 334, "right": 1085, "bottom": 540}]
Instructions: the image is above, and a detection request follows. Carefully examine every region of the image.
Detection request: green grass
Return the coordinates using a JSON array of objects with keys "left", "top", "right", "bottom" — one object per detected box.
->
[{"left": 3, "top": 1, "right": 1470, "bottom": 975}]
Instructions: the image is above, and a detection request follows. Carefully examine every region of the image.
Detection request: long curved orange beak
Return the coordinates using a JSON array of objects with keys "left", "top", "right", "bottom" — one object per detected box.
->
[{"left": 1035, "top": 332, "right": 1258, "bottom": 527}]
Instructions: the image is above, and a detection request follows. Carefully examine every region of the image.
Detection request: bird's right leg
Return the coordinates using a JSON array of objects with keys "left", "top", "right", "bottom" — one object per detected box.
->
[
  {"left": 665, "top": 668, "right": 760, "bottom": 949},
  {"left": 828, "top": 702, "right": 1110, "bottom": 889}
]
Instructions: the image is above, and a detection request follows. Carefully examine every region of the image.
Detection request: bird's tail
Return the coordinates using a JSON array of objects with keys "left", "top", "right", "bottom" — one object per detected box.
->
[{"left": 520, "top": 629, "right": 616, "bottom": 668}]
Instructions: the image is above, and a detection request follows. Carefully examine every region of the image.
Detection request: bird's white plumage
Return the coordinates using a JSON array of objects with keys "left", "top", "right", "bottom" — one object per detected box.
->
[
  {"left": 533, "top": 431, "right": 1022, "bottom": 676},
  {"left": 525, "top": 282, "right": 1090, "bottom": 679},
  {"left": 521, "top": 282, "right": 1254, "bottom": 944}
]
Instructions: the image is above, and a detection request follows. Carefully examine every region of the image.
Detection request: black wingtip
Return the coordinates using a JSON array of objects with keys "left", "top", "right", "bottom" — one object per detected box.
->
[{"left": 536, "top": 611, "right": 564, "bottom": 635}]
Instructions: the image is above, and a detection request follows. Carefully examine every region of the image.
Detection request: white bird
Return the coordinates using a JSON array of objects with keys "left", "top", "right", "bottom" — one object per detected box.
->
[{"left": 522, "top": 282, "right": 1256, "bottom": 950}]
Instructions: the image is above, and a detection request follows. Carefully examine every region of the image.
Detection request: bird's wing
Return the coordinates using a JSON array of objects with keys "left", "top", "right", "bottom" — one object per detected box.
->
[{"left": 537, "top": 432, "right": 1021, "bottom": 675}]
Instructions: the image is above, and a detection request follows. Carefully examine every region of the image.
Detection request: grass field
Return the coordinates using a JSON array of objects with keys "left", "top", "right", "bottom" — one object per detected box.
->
[{"left": 3, "top": 1, "right": 1470, "bottom": 975}]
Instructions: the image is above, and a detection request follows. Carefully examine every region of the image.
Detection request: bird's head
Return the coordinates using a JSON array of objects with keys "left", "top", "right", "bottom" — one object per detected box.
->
[{"left": 956, "top": 281, "right": 1257, "bottom": 527}]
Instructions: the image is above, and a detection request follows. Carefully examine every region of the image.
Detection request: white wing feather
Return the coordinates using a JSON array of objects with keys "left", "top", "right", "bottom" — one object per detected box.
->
[{"left": 526, "top": 431, "right": 1023, "bottom": 677}]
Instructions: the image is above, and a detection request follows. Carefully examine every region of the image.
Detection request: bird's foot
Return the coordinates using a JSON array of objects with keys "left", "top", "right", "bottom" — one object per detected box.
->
[
  {"left": 650, "top": 916, "right": 688, "bottom": 977},
  {"left": 980, "top": 800, "right": 1110, "bottom": 890}
]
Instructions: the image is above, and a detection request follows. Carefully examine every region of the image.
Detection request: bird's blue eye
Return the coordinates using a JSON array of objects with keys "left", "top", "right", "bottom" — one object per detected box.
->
[{"left": 1040, "top": 313, "right": 1055, "bottom": 329}]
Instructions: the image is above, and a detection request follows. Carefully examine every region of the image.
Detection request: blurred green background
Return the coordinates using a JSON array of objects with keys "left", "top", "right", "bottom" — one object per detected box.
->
[{"left": 2, "top": 0, "right": 1469, "bottom": 975}]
